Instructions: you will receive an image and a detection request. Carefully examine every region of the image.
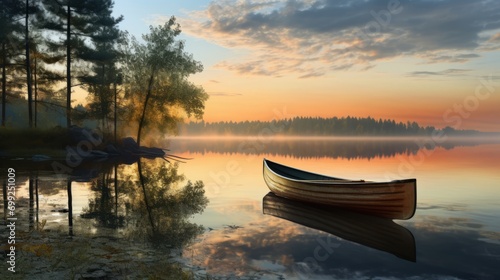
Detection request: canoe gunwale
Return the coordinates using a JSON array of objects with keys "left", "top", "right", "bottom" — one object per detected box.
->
[{"left": 264, "top": 158, "right": 416, "bottom": 186}]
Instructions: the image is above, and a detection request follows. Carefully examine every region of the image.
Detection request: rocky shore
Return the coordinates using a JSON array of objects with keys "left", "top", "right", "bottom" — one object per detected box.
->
[
  {"left": 0, "top": 226, "right": 284, "bottom": 280},
  {"left": 0, "top": 222, "right": 290, "bottom": 280},
  {"left": 0, "top": 228, "right": 190, "bottom": 279}
]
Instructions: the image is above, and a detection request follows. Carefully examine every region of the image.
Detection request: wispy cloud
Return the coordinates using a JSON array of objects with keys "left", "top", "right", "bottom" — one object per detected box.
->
[
  {"left": 490, "top": 33, "right": 500, "bottom": 42},
  {"left": 408, "top": 68, "right": 472, "bottom": 77},
  {"left": 208, "top": 92, "right": 243, "bottom": 97},
  {"left": 181, "top": 0, "right": 500, "bottom": 78},
  {"left": 418, "top": 53, "right": 482, "bottom": 64}
]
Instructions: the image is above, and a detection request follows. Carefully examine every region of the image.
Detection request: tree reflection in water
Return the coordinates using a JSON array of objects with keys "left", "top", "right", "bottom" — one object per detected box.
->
[
  {"left": 80, "top": 171, "right": 125, "bottom": 229},
  {"left": 80, "top": 159, "right": 209, "bottom": 248}
]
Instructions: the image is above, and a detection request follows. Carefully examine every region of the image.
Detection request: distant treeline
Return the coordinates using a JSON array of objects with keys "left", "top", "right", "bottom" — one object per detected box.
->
[{"left": 179, "top": 116, "right": 485, "bottom": 136}]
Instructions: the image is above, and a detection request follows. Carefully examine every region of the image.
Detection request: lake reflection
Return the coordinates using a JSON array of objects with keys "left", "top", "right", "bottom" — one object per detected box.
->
[
  {"left": 169, "top": 136, "right": 500, "bottom": 160},
  {"left": 1, "top": 137, "right": 500, "bottom": 279},
  {"left": 173, "top": 137, "right": 500, "bottom": 279},
  {"left": 262, "top": 192, "right": 416, "bottom": 262},
  {"left": 0, "top": 159, "right": 208, "bottom": 249}
]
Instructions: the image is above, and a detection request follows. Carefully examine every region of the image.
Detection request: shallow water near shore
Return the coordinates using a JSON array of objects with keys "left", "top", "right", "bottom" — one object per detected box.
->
[{"left": 1, "top": 137, "right": 500, "bottom": 279}]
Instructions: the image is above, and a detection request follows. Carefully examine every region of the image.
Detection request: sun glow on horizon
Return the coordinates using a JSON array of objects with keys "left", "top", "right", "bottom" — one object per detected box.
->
[{"left": 109, "top": 1, "right": 500, "bottom": 132}]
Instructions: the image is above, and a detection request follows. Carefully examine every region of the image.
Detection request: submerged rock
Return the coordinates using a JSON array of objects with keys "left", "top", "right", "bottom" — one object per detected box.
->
[
  {"left": 51, "top": 209, "right": 69, "bottom": 213},
  {"left": 32, "top": 154, "right": 52, "bottom": 161},
  {"left": 80, "top": 269, "right": 108, "bottom": 279}
]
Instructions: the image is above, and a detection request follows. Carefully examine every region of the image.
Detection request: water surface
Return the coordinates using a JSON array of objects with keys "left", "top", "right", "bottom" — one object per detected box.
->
[
  {"left": 172, "top": 137, "right": 500, "bottom": 279},
  {"left": 1, "top": 137, "right": 499, "bottom": 279}
]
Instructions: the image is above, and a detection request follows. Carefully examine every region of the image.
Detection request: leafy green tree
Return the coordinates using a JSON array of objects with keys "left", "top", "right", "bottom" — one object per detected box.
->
[{"left": 121, "top": 17, "right": 208, "bottom": 145}]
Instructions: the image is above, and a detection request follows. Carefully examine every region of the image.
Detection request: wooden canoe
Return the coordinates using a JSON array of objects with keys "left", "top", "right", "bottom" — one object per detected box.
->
[
  {"left": 263, "top": 158, "right": 416, "bottom": 220},
  {"left": 263, "top": 193, "right": 416, "bottom": 262}
]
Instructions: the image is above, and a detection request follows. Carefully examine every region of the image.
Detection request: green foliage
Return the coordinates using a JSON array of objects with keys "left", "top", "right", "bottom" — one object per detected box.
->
[
  {"left": 77, "top": 1, "right": 123, "bottom": 130},
  {"left": 0, "top": 0, "right": 24, "bottom": 45},
  {"left": 40, "top": 0, "right": 124, "bottom": 127},
  {"left": 121, "top": 16, "right": 208, "bottom": 144}
]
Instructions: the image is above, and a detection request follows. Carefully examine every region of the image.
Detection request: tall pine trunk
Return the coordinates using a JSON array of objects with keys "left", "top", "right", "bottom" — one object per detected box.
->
[
  {"left": 100, "top": 64, "right": 105, "bottom": 129},
  {"left": 26, "top": 0, "right": 33, "bottom": 128},
  {"left": 34, "top": 55, "right": 38, "bottom": 127},
  {"left": 1, "top": 42, "right": 6, "bottom": 127},
  {"left": 66, "top": 2, "right": 71, "bottom": 128},
  {"left": 113, "top": 81, "right": 117, "bottom": 143}
]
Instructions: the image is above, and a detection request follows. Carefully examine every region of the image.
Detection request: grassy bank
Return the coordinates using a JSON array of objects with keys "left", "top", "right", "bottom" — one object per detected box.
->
[
  {"left": 0, "top": 127, "right": 70, "bottom": 150},
  {"left": 0, "top": 127, "right": 119, "bottom": 156}
]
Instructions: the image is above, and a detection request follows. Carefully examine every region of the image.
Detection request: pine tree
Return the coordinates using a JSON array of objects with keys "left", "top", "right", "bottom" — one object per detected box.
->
[
  {"left": 78, "top": 0, "right": 123, "bottom": 130},
  {"left": 40, "top": 0, "right": 122, "bottom": 128},
  {"left": 28, "top": 33, "right": 65, "bottom": 127},
  {"left": 24, "top": 0, "right": 39, "bottom": 127},
  {"left": 0, "top": 0, "right": 24, "bottom": 127}
]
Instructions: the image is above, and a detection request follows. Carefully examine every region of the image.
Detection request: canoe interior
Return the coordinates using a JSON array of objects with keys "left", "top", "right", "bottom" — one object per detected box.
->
[{"left": 264, "top": 159, "right": 347, "bottom": 181}]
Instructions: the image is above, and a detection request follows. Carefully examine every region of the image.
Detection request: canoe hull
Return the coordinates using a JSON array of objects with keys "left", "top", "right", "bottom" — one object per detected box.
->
[{"left": 263, "top": 159, "right": 416, "bottom": 220}]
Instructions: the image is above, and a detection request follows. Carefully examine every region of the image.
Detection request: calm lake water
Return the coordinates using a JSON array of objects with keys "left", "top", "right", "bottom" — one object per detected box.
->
[{"left": 2, "top": 136, "right": 500, "bottom": 279}]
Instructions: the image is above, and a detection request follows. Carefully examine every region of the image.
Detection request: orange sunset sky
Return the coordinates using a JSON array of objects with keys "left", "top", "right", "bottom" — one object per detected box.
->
[{"left": 109, "top": 1, "right": 500, "bottom": 132}]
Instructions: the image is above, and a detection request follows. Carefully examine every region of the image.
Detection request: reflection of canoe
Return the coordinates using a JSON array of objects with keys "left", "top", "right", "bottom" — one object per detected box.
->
[
  {"left": 263, "top": 159, "right": 416, "bottom": 220},
  {"left": 263, "top": 192, "right": 416, "bottom": 262}
]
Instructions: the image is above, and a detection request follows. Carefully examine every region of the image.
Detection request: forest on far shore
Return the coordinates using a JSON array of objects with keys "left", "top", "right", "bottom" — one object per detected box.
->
[{"left": 179, "top": 116, "right": 495, "bottom": 137}]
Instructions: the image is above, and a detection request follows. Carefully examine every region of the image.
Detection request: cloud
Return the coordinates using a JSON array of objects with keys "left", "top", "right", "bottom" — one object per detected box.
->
[
  {"left": 182, "top": 0, "right": 500, "bottom": 77},
  {"left": 408, "top": 68, "right": 472, "bottom": 77},
  {"left": 298, "top": 71, "right": 326, "bottom": 79},
  {"left": 490, "top": 33, "right": 500, "bottom": 42},
  {"left": 208, "top": 92, "right": 243, "bottom": 97},
  {"left": 419, "top": 53, "right": 482, "bottom": 64}
]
